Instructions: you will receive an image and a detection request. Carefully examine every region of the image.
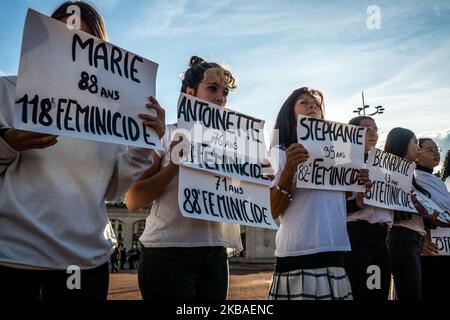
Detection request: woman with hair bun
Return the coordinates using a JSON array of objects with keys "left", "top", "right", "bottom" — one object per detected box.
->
[{"left": 126, "top": 56, "right": 242, "bottom": 301}]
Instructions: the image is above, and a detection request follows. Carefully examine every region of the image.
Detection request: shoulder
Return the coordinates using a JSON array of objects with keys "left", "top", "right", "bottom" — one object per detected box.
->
[{"left": 0, "top": 76, "right": 17, "bottom": 93}]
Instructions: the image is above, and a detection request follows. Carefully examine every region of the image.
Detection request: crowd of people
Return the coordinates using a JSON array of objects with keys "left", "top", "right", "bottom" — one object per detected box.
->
[{"left": 1, "top": 1, "right": 449, "bottom": 301}]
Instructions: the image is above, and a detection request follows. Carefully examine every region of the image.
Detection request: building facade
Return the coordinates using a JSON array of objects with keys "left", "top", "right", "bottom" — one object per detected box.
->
[{"left": 106, "top": 204, "right": 277, "bottom": 262}]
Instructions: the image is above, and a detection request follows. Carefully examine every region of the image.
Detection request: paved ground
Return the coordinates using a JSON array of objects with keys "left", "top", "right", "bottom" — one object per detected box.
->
[{"left": 107, "top": 269, "right": 273, "bottom": 300}]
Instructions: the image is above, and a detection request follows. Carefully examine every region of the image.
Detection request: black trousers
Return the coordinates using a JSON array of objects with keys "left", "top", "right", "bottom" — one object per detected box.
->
[
  {"left": 387, "top": 226, "right": 424, "bottom": 300},
  {"left": 138, "top": 246, "right": 228, "bottom": 301},
  {"left": 0, "top": 262, "right": 109, "bottom": 301},
  {"left": 345, "top": 221, "right": 391, "bottom": 301},
  {"left": 421, "top": 256, "right": 450, "bottom": 300}
]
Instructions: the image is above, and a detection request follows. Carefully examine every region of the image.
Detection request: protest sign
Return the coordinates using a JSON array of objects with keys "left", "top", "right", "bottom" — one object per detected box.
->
[
  {"left": 414, "top": 191, "right": 450, "bottom": 224},
  {"left": 430, "top": 228, "right": 450, "bottom": 256},
  {"left": 14, "top": 9, "right": 162, "bottom": 150},
  {"left": 296, "top": 116, "right": 367, "bottom": 192},
  {"left": 177, "top": 93, "right": 270, "bottom": 186},
  {"left": 364, "top": 147, "right": 416, "bottom": 212},
  {"left": 178, "top": 166, "right": 277, "bottom": 229}
]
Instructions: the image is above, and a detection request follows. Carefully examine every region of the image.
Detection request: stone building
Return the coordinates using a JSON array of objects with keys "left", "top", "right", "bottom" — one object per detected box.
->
[{"left": 106, "top": 202, "right": 276, "bottom": 262}]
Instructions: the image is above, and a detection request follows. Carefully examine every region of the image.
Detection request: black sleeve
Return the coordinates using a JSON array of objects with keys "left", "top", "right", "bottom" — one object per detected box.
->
[
  {"left": 424, "top": 219, "right": 437, "bottom": 230},
  {"left": 346, "top": 199, "right": 360, "bottom": 214}
]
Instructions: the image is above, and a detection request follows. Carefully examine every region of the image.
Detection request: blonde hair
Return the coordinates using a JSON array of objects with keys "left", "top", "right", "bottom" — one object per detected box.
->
[
  {"left": 203, "top": 66, "right": 237, "bottom": 90},
  {"left": 181, "top": 56, "right": 237, "bottom": 92}
]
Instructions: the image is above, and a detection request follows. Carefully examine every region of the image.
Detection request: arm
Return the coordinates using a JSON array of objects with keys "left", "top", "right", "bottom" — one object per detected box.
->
[
  {"left": 125, "top": 155, "right": 179, "bottom": 212},
  {"left": 104, "top": 146, "right": 154, "bottom": 202},
  {"left": 270, "top": 143, "right": 309, "bottom": 219},
  {"left": 0, "top": 129, "right": 19, "bottom": 175},
  {"left": 125, "top": 136, "right": 184, "bottom": 212},
  {"left": 270, "top": 163, "right": 297, "bottom": 219},
  {"left": 0, "top": 128, "right": 58, "bottom": 175}
]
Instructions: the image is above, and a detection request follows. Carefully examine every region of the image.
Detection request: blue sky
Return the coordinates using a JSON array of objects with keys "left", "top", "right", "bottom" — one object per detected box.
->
[{"left": 1, "top": 0, "right": 450, "bottom": 163}]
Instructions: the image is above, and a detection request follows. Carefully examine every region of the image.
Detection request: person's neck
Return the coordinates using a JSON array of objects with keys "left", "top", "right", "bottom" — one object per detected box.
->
[{"left": 416, "top": 164, "right": 433, "bottom": 174}]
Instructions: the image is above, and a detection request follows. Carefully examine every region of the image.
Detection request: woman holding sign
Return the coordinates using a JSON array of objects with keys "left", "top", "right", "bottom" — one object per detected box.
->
[
  {"left": 126, "top": 56, "right": 243, "bottom": 300},
  {"left": 267, "top": 87, "right": 370, "bottom": 300},
  {"left": 0, "top": 2, "right": 165, "bottom": 301},
  {"left": 415, "top": 138, "right": 450, "bottom": 300},
  {"left": 384, "top": 128, "right": 444, "bottom": 300},
  {"left": 344, "top": 116, "right": 393, "bottom": 301}
]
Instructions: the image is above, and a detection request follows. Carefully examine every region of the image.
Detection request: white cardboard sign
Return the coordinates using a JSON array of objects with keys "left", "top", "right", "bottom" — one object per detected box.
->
[
  {"left": 14, "top": 9, "right": 162, "bottom": 150},
  {"left": 296, "top": 116, "right": 367, "bottom": 192},
  {"left": 177, "top": 93, "right": 270, "bottom": 186},
  {"left": 178, "top": 166, "right": 278, "bottom": 229},
  {"left": 364, "top": 147, "right": 416, "bottom": 212}
]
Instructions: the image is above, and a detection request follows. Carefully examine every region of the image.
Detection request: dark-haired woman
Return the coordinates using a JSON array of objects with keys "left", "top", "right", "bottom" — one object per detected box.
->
[
  {"left": 0, "top": 1, "right": 165, "bottom": 301},
  {"left": 344, "top": 116, "right": 392, "bottom": 301},
  {"left": 415, "top": 138, "right": 450, "bottom": 300},
  {"left": 267, "top": 88, "right": 370, "bottom": 300},
  {"left": 384, "top": 128, "right": 441, "bottom": 300},
  {"left": 126, "top": 56, "right": 242, "bottom": 301}
]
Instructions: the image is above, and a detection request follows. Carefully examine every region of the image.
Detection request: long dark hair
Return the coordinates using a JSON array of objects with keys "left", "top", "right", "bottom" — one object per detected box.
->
[
  {"left": 271, "top": 87, "right": 324, "bottom": 149},
  {"left": 384, "top": 127, "right": 430, "bottom": 197},
  {"left": 442, "top": 149, "right": 450, "bottom": 181},
  {"left": 51, "top": 1, "right": 107, "bottom": 41}
]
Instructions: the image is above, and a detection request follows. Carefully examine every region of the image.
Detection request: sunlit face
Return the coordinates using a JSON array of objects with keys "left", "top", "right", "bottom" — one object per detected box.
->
[
  {"left": 359, "top": 118, "right": 379, "bottom": 152},
  {"left": 58, "top": 16, "right": 94, "bottom": 35},
  {"left": 417, "top": 140, "right": 440, "bottom": 169},
  {"left": 406, "top": 136, "right": 419, "bottom": 161},
  {"left": 294, "top": 93, "right": 323, "bottom": 120},
  {"left": 186, "top": 80, "right": 229, "bottom": 108}
]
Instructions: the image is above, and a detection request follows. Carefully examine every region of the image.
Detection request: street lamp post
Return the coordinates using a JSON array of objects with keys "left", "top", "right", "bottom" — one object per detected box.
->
[{"left": 353, "top": 91, "right": 385, "bottom": 116}]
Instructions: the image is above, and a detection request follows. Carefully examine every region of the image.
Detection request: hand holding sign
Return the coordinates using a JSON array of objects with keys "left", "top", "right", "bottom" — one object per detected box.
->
[
  {"left": 421, "top": 238, "right": 439, "bottom": 256},
  {"left": 412, "top": 193, "right": 440, "bottom": 220},
  {"left": 296, "top": 116, "right": 367, "bottom": 192},
  {"left": 3, "top": 128, "right": 58, "bottom": 151},
  {"left": 138, "top": 96, "right": 166, "bottom": 139},
  {"left": 14, "top": 10, "right": 162, "bottom": 151},
  {"left": 286, "top": 143, "right": 309, "bottom": 174},
  {"left": 356, "top": 169, "right": 372, "bottom": 192},
  {"left": 413, "top": 191, "right": 450, "bottom": 227}
]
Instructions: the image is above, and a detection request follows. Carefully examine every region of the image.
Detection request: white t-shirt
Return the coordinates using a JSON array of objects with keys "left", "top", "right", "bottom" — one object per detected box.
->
[
  {"left": 0, "top": 76, "right": 153, "bottom": 269},
  {"left": 445, "top": 177, "right": 450, "bottom": 193},
  {"left": 139, "top": 124, "right": 243, "bottom": 250},
  {"left": 347, "top": 193, "right": 394, "bottom": 227},
  {"left": 269, "top": 146, "right": 350, "bottom": 257}
]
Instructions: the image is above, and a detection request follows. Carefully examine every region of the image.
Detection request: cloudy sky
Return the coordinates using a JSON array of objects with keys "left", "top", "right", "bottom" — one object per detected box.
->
[{"left": 1, "top": 0, "right": 449, "bottom": 165}]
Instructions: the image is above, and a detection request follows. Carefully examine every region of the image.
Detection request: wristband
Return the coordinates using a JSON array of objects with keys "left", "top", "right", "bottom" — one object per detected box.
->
[{"left": 276, "top": 184, "right": 293, "bottom": 202}]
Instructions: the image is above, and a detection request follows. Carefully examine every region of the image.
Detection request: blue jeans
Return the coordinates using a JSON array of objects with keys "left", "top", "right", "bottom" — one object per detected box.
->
[{"left": 387, "top": 226, "right": 424, "bottom": 300}]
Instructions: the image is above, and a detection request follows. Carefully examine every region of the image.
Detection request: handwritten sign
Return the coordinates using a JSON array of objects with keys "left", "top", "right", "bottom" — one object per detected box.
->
[
  {"left": 178, "top": 166, "right": 278, "bottom": 229},
  {"left": 177, "top": 93, "right": 270, "bottom": 186},
  {"left": 14, "top": 9, "right": 162, "bottom": 150},
  {"left": 414, "top": 191, "right": 450, "bottom": 224},
  {"left": 364, "top": 147, "right": 416, "bottom": 212},
  {"left": 296, "top": 116, "right": 367, "bottom": 192},
  {"left": 431, "top": 228, "right": 450, "bottom": 256}
]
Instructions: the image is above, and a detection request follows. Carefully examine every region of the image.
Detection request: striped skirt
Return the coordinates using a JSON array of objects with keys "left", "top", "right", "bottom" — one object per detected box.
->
[{"left": 268, "top": 267, "right": 353, "bottom": 300}]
